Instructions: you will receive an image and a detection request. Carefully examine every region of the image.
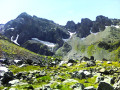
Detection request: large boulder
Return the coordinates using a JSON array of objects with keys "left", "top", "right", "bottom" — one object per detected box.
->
[
  {"left": 1, "top": 71, "right": 14, "bottom": 85},
  {"left": 97, "top": 81, "right": 114, "bottom": 90}
]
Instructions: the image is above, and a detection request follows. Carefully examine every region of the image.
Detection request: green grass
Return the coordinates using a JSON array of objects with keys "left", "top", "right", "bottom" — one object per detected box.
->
[{"left": 8, "top": 65, "right": 41, "bottom": 74}]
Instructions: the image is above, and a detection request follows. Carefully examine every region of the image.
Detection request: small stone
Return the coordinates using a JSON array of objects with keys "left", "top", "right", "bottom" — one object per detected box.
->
[{"left": 107, "top": 61, "right": 112, "bottom": 64}]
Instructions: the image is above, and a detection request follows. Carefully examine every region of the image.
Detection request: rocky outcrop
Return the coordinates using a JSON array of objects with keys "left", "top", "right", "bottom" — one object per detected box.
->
[
  {"left": 76, "top": 18, "right": 92, "bottom": 38},
  {"left": 65, "top": 21, "right": 76, "bottom": 32}
]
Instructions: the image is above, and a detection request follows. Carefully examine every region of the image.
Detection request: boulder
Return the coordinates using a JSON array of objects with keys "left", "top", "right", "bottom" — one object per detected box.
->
[
  {"left": 90, "top": 56, "right": 94, "bottom": 60},
  {"left": 68, "top": 59, "right": 77, "bottom": 63},
  {"left": 0, "top": 58, "right": 6, "bottom": 63},
  {"left": 86, "top": 60, "right": 96, "bottom": 67},
  {"left": 97, "top": 81, "right": 114, "bottom": 90},
  {"left": 80, "top": 56, "right": 90, "bottom": 61},
  {"left": 110, "top": 77, "right": 116, "bottom": 84},
  {"left": 14, "top": 59, "right": 23, "bottom": 65},
  {"left": 9, "top": 79, "right": 20, "bottom": 85},
  {"left": 1, "top": 71, "right": 14, "bottom": 85},
  {"left": 72, "top": 70, "right": 92, "bottom": 79}
]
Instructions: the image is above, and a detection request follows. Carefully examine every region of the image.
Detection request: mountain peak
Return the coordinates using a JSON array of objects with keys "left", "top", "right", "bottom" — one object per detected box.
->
[{"left": 17, "top": 12, "right": 32, "bottom": 19}]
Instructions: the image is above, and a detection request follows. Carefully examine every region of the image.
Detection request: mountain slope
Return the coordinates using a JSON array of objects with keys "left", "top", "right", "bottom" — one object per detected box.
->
[
  {"left": 56, "top": 26, "right": 120, "bottom": 61},
  {"left": 3, "top": 12, "right": 70, "bottom": 47},
  {"left": 0, "top": 34, "right": 55, "bottom": 65}
]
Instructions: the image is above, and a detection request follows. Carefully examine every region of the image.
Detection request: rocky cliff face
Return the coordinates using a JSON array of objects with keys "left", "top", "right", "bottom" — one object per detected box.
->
[{"left": 3, "top": 12, "right": 70, "bottom": 46}]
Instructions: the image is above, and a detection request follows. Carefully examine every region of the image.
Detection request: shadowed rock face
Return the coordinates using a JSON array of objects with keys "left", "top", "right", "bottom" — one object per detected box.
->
[
  {"left": 65, "top": 21, "right": 76, "bottom": 32},
  {"left": 0, "top": 24, "right": 4, "bottom": 33},
  {"left": 22, "top": 40, "right": 54, "bottom": 56},
  {"left": 76, "top": 18, "right": 92, "bottom": 38},
  {"left": 3, "top": 12, "right": 70, "bottom": 46},
  {"left": 66, "top": 15, "right": 120, "bottom": 38}
]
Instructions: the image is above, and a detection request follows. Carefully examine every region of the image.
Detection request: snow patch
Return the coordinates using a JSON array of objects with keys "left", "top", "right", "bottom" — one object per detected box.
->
[
  {"left": 90, "top": 28, "right": 98, "bottom": 35},
  {"left": 111, "top": 25, "right": 120, "bottom": 28},
  {"left": 59, "top": 61, "right": 67, "bottom": 66},
  {"left": 63, "top": 31, "right": 76, "bottom": 42},
  {"left": 32, "top": 38, "right": 55, "bottom": 47},
  {"left": 81, "top": 37, "right": 86, "bottom": 40},
  {"left": 0, "top": 66, "right": 8, "bottom": 72},
  {"left": 11, "top": 34, "right": 20, "bottom": 45},
  {"left": 9, "top": 28, "right": 14, "bottom": 31},
  {"left": 14, "top": 60, "right": 21, "bottom": 63}
]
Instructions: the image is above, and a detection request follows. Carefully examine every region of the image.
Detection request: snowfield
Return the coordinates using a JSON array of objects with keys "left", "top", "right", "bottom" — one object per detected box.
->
[
  {"left": 32, "top": 38, "right": 56, "bottom": 47},
  {"left": 11, "top": 34, "right": 20, "bottom": 45}
]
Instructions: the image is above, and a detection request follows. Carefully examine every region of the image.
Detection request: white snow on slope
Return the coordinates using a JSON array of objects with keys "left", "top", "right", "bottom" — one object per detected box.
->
[
  {"left": 9, "top": 28, "right": 14, "bottom": 31},
  {"left": 81, "top": 37, "right": 86, "bottom": 40},
  {"left": 32, "top": 38, "right": 56, "bottom": 47},
  {"left": 63, "top": 31, "right": 76, "bottom": 42},
  {"left": 111, "top": 25, "right": 120, "bottom": 28},
  {"left": 11, "top": 34, "right": 20, "bottom": 45},
  {"left": 90, "top": 28, "right": 98, "bottom": 35}
]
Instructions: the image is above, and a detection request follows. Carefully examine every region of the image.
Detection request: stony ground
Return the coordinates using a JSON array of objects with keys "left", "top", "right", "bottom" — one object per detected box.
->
[{"left": 0, "top": 58, "right": 120, "bottom": 90}]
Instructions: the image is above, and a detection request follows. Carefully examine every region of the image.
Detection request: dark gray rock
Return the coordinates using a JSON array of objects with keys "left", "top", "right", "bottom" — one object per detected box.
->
[
  {"left": 14, "top": 60, "right": 23, "bottom": 65},
  {"left": 80, "top": 56, "right": 90, "bottom": 61},
  {"left": 65, "top": 21, "right": 76, "bottom": 32},
  {"left": 76, "top": 18, "right": 92, "bottom": 38},
  {"left": 68, "top": 59, "right": 77, "bottom": 63},
  {"left": 86, "top": 60, "right": 96, "bottom": 67},
  {"left": 72, "top": 70, "right": 91, "bottom": 79},
  {"left": 1, "top": 71, "right": 14, "bottom": 85},
  {"left": 97, "top": 81, "right": 114, "bottom": 90}
]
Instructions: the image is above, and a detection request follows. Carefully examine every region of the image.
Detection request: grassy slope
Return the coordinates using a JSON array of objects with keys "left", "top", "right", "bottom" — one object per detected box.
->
[
  {"left": 0, "top": 34, "right": 55, "bottom": 64},
  {"left": 56, "top": 26, "right": 120, "bottom": 61}
]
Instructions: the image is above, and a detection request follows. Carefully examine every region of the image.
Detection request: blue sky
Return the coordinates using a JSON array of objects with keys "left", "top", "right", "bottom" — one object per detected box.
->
[{"left": 0, "top": 0, "right": 120, "bottom": 25}]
